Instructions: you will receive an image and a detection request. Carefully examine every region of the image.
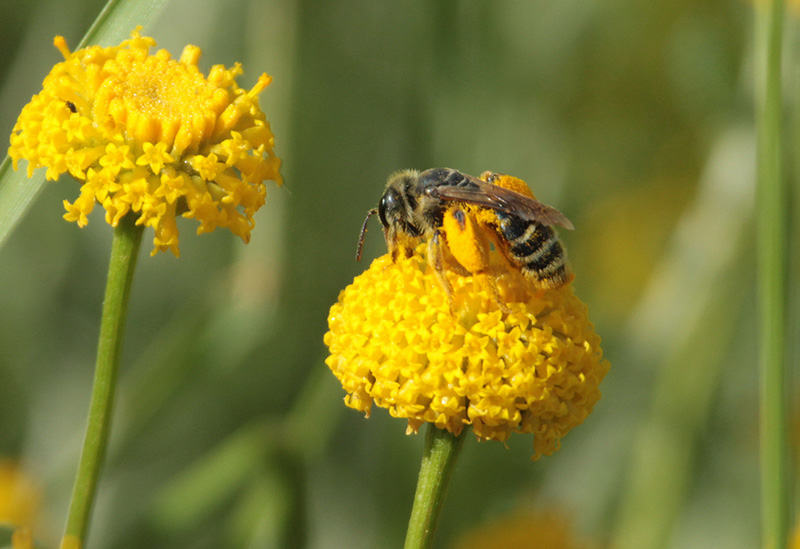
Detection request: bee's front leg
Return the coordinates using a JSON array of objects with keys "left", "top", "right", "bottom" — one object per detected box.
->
[{"left": 385, "top": 228, "right": 416, "bottom": 261}]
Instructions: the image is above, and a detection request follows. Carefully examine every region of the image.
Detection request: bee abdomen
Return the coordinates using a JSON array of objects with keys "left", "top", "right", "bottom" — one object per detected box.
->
[{"left": 497, "top": 212, "right": 569, "bottom": 287}]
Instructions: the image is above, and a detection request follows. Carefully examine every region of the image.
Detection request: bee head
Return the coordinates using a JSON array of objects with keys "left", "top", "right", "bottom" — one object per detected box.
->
[
  {"left": 356, "top": 170, "right": 422, "bottom": 262},
  {"left": 380, "top": 170, "right": 421, "bottom": 232}
]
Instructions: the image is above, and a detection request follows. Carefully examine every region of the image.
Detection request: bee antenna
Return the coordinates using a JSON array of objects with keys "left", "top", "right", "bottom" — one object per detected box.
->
[{"left": 356, "top": 208, "right": 378, "bottom": 261}]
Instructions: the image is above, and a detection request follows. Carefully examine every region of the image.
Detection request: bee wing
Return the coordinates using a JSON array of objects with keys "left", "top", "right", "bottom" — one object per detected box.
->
[{"left": 428, "top": 177, "right": 574, "bottom": 230}]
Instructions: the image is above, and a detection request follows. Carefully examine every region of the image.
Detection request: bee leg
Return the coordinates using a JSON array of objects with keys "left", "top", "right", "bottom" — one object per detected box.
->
[
  {"left": 384, "top": 228, "right": 400, "bottom": 262},
  {"left": 483, "top": 273, "right": 512, "bottom": 315},
  {"left": 385, "top": 228, "right": 415, "bottom": 262},
  {"left": 428, "top": 230, "right": 456, "bottom": 309}
]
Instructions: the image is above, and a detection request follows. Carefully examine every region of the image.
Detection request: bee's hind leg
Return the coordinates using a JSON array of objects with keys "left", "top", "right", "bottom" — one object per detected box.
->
[
  {"left": 482, "top": 273, "right": 512, "bottom": 315},
  {"left": 428, "top": 230, "right": 456, "bottom": 310}
]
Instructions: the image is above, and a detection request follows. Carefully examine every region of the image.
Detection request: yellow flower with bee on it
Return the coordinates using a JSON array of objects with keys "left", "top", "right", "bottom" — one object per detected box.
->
[
  {"left": 8, "top": 28, "right": 282, "bottom": 256},
  {"left": 325, "top": 169, "right": 609, "bottom": 459}
]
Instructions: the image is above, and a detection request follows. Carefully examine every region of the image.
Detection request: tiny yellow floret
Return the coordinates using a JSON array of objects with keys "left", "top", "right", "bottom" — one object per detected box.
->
[
  {"left": 9, "top": 28, "right": 282, "bottom": 255},
  {"left": 325, "top": 227, "right": 609, "bottom": 459}
]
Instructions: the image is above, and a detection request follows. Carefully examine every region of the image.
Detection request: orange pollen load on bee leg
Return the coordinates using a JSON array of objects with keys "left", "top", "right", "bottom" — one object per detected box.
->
[
  {"left": 442, "top": 206, "right": 512, "bottom": 312},
  {"left": 442, "top": 207, "right": 490, "bottom": 274}
]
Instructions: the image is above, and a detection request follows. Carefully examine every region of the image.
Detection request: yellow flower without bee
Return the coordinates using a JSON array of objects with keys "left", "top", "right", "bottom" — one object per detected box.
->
[
  {"left": 8, "top": 28, "right": 282, "bottom": 255},
  {"left": 0, "top": 460, "right": 39, "bottom": 529},
  {"left": 453, "top": 507, "right": 598, "bottom": 549}
]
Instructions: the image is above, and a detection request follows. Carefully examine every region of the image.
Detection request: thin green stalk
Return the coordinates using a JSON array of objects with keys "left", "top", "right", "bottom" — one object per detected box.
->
[
  {"left": 63, "top": 214, "right": 144, "bottom": 547},
  {"left": 755, "top": 1, "right": 790, "bottom": 548},
  {"left": 404, "top": 425, "right": 468, "bottom": 549}
]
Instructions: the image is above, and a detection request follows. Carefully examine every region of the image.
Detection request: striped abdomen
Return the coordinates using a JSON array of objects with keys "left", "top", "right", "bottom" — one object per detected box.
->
[{"left": 495, "top": 211, "right": 570, "bottom": 288}]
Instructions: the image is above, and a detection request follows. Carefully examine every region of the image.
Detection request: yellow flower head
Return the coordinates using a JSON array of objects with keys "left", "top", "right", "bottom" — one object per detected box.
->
[
  {"left": 325, "top": 175, "right": 609, "bottom": 460},
  {"left": 453, "top": 508, "right": 596, "bottom": 549},
  {"left": 0, "top": 460, "right": 39, "bottom": 528},
  {"left": 8, "top": 28, "right": 282, "bottom": 255}
]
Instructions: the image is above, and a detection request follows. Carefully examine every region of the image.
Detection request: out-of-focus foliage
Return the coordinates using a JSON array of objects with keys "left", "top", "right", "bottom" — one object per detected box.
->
[{"left": 0, "top": 0, "right": 765, "bottom": 548}]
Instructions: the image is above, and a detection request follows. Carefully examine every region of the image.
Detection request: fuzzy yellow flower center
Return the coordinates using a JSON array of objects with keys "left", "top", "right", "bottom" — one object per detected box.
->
[
  {"left": 93, "top": 52, "right": 227, "bottom": 153},
  {"left": 8, "top": 28, "right": 281, "bottom": 256}
]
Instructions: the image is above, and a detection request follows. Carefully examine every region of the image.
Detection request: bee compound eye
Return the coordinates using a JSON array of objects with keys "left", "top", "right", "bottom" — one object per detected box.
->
[{"left": 378, "top": 191, "right": 395, "bottom": 227}]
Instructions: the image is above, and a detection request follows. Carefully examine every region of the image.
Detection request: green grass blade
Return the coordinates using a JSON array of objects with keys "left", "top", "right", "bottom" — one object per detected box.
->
[
  {"left": 0, "top": 158, "right": 46, "bottom": 249},
  {"left": 79, "top": 0, "right": 170, "bottom": 48},
  {"left": 755, "top": 0, "right": 791, "bottom": 548},
  {"left": 0, "top": 0, "right": 170, "bottom": 252}
]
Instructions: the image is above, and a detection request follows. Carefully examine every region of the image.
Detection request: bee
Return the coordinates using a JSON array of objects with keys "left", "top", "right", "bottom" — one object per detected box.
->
[{"left": 356, "top": 168, "right": 573, "bottom": 304}]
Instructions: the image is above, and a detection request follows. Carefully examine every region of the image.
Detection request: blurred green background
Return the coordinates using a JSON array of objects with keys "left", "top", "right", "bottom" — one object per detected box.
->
[{"left": 0, "top": 0, "right": 774, "bottom": 547}]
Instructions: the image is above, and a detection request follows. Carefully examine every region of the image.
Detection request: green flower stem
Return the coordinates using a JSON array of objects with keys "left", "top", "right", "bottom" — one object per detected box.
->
[
  {"left": 64, "top": 214, "right": 144, "bottom": 546},
  {"left": 755, "top": 0, "right": 790, "bottom": 548},
  {"left": 404, "top": 425, "right": 468, "bottom": 549}
]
